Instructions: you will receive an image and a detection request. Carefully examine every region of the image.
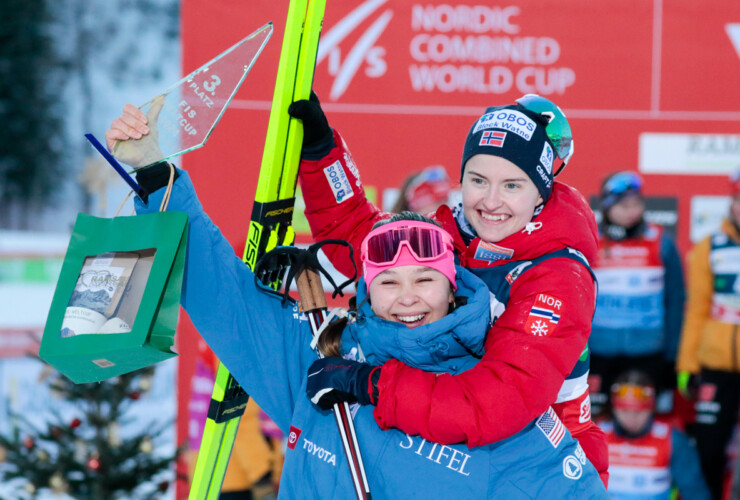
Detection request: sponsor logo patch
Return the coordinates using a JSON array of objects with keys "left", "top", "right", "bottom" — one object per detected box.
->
[
  {"left": 536, "top": 164, "right": 553, "bottom": 188},
  {"left": 343, "top": 152, "right": 362, "bottom": 188},
  {"left": 505, "top": 261, "right": 532, "bottom": 284},
  {"left": 579, "top": 395, "right": 592, "bottom": 424},
  {"left": 525, "top": 293, "right": 563, "bottom": 336},
  {"left": 563, "top": 455, "right": 583, "bottom": 480},
  {"left": 536, "top": 407, "right": 565, "bottom": 448},
  {"left": 540, "top": 142, "right": 554, "bottom": 173},
  {"left": 473, "top": 240, "right": 514, "bottom": 263},
  {"left": 472, "top": 109, "right": 537, "bottom": 141},
  {"left": 302, "top": 437, "right": 338, "bottom": 466},
  {"left": 574, "top": 443, "right": 587, "bottom": 465},
  {"left": 287, "top": 425, "right": 302, "bottom": 450},
  {"left": 479, "top": 130, "right": 506, "bottom": 147},
  {"left": 323, "top": 161, "right": 354, "bottom": 204}
]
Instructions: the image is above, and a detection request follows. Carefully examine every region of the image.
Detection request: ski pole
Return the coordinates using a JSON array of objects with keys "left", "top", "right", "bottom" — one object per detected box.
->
[{"left": 295, "top": 267, "right": 373, "bottom": 500}]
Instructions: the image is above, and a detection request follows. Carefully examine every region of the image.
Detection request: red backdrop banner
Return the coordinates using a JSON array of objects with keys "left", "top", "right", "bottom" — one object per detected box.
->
[{"left": 176, "top": 2, "right": 740, "bottom": 495}]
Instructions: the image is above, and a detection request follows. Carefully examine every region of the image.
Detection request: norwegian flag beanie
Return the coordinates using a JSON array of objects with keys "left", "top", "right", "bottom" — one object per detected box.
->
[{"left": 460, "top": 104, "right": 555, "bottom": 201}]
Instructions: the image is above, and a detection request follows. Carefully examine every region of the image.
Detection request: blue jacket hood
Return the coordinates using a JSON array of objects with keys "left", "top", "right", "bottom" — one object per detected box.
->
[{"left": 342, "top": 266, "right": 491, "bottom": 374}]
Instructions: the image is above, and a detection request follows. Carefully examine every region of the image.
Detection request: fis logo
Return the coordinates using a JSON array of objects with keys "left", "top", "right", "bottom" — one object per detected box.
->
[{"left": 318, "top": 0, "right": 393, "bottom": 100}]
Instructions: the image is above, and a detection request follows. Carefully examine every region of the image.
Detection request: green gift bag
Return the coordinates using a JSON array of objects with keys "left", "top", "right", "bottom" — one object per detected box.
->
[{"left": 40, "top": 180, "right": 188, "bottom": 383}]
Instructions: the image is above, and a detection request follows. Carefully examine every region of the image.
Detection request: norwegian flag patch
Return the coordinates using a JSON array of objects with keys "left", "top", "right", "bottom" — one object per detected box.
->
[
  {"left": 524, "top": 293, "right": 562, "bottom": 336},
  {"left": 479, "top": 130, "right": 506, "bottom": 147},
  {"left": 536, "top": 407, "right": 566, "bottom": 448}
]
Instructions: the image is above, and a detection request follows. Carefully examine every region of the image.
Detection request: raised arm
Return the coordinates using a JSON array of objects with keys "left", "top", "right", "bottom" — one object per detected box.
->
[
  {"left": 134, "top": 166, "right": 313, "bottom": 431},
  {"left": 291, "top": 94, "right": 387, "bottom": 276}
]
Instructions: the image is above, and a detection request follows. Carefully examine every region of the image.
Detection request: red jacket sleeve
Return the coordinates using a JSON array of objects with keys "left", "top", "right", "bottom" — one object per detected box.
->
[
  {"left": 298, "top": 129, "right": 387, "bottom": 277},
  {"left": 373, "top": 258, "right": 596, "bottom": 447}
]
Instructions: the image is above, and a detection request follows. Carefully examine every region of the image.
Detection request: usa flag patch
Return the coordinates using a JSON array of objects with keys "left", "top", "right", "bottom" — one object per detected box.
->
[
  {"left": 536, "top": 407, "right": 565, "bottom": 448},
  {"left": 524, "top": 293, "right": 562, "bottom": 336}
]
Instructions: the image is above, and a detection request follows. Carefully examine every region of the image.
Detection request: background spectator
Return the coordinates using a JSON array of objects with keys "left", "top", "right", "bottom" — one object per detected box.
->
[
  {"left": 677, "top": 168, "right": 740, "bottom": 500},
  {"left": 589, "top": 171, "right": 685, "bottom": 416},
  {"left": 598, "top": 369, "right": 710, "bottom": 500}
]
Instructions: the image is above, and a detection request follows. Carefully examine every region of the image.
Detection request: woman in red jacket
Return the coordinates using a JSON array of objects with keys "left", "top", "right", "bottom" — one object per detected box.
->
[{"left": 290, "top": 93, "right": 609, "bottom": 484}]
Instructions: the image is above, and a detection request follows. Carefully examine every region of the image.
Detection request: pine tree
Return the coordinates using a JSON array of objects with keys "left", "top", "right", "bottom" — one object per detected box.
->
[
  {"left": 0, "top": 362, "right": 182, "bottom": 499},
  {"left": 0, "top": 0, "right": 64, "bottom": 228}
]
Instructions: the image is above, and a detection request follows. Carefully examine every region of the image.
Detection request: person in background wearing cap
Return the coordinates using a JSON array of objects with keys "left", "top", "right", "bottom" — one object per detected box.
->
[
  {"left": 288, "top": 92, "right": 609, "bottom": 485},
  {"left": 598, "top": 369, "right": 710, "bottom": 500},
  {"left": 390, "top": 165, "right": 452, "bottom": 214},
  {"left": 676, "top": 169, "right": 740, "bottom": 500},
  {"left": 588, "top": 172, "right": 686, "bottom": 417}
]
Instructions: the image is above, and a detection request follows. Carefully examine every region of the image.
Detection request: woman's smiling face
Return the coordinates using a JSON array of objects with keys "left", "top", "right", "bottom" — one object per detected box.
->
[
  {"left": 461, "top": 154, "right": 543, "bottom": 243},
  {"left": 368, "top": 265, "right": 454, "bottom": 328}
]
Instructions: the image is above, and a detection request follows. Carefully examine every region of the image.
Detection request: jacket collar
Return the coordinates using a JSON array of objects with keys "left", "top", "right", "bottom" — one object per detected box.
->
[
  {"left": 438, "top": 182, "right": 599, "bottom": 268},
  {"left": 342, "top": 266, "right": 490, "bottom": 374}
]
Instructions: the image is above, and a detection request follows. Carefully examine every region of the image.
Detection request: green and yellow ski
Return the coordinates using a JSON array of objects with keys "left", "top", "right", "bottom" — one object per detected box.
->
[{"left": 189, "top": 0, "right": 326, "bottom": 498}]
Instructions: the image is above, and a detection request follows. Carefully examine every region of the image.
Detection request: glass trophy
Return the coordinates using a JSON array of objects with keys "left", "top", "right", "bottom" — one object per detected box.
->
[{"left": 111, "top": 22, "right": 273, "bottom": 170}]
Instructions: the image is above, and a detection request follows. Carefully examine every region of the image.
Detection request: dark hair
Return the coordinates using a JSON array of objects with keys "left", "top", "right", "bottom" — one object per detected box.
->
[
  {"left": 318, "top": 213, "right": 450, "bottom": 357},
  {"left": 317, "top": 296, "right": 355, "bottom": 357},
  {"left": 371, "top": 210, "right": 441, "bottom": 230}
]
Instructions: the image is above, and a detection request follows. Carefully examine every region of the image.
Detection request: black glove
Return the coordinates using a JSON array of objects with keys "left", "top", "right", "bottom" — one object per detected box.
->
[
  {"left": 135, "top": 161, "right": 179, "bottom": 199},
  {"left": 288, "top": 91, "right": 333, "bottom": 152},
  {"left": 306, "top": 357, "right": 381, "bottom": 410}
]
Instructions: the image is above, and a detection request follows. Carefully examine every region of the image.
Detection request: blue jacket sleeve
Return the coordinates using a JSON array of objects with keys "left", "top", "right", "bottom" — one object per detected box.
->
[
  {"left": 670, "top": 428, "right": 711, "bottom": 500},
  {"left": 660, "top": 234, "right": 685, "bottom": 361},
  {"left": 135, "top": 169, "right": 315, "bottom": 432}
]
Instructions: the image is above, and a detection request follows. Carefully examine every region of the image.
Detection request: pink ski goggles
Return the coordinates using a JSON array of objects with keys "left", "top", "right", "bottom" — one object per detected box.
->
[{"left": 361, "top": 220, "right": 457, "bottom": 289}]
